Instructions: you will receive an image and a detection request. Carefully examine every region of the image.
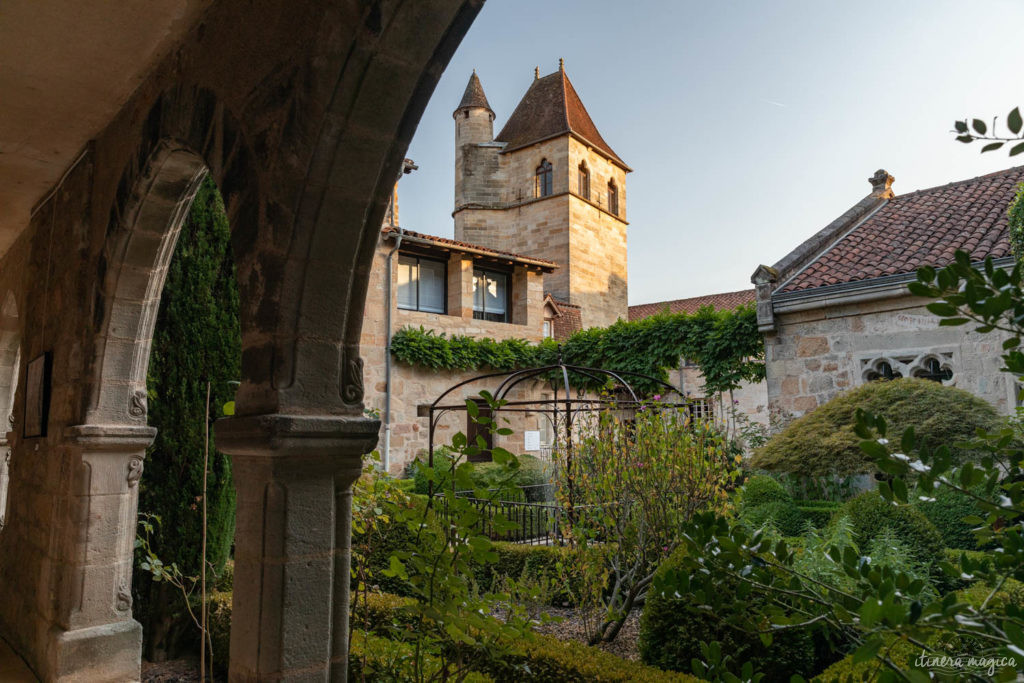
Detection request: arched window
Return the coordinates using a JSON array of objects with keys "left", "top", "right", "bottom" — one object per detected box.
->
[
  {"left": 607, "top": 180, "right": 619, "bottom": 215},
  {"left": 577, "top": 163, "right": 590, "bottom": 200},
  {"left": 535, "top": 159, "right": 553, "bottom": 198}
]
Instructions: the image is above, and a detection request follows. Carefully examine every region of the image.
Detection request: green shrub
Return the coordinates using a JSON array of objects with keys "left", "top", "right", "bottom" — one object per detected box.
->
[
  {"left": 354, "top": 591, "right": 696, "bottom": 681},
  {"left": 350, "top": 630, "right": 495, "bottom": 682},
  {"left": 750, "top": 378, "right": 1001, "bottom": 478},
  {"left": 353, "top": 493, "right": 437, "bottom": 597},
  {"left": 639, "top": 546, "right": 818, "bottom": 680},
  {"left": 740, "top": 475, "right": 791, "bottom": 508},
  {"left": 411, "top": 450, "right": 550, "bottom": 496},
  {"left": 471, "top": 541, "right": 605, "bottom": 606},
  {"left": 208, "top": 590, "right": 232, "bottom": 675},
  {"left": 840, "top": 491, "right": 947, "bottom": 588},
  {"left": 914, "top": 485, "right": 986, "bottom": 550},
  {"left": 797, "top": 502, "right": 841, "bottom": 529},
  {"left": 477, "top": 632, "right": 699, "bottom": 682},
  {"left": 741, "top": 499, "right": 807, "bottom": 536}
]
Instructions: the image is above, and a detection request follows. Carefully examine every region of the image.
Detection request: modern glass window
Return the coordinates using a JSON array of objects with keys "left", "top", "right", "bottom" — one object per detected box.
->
[
  {"left": 535, "top": 159, "right": 553, "bottom": 197},
  {"left": 397, "top": 254, "right": 446, "bottom": 313},
  {"left": 607, "top": 180, "right": 619, "bottom": 215},
  {"left": 578, "top": 163, "right": 590, "bottom": 200},
  {"left": 473, "top": 269, "right": 509, "bottom": 322}
]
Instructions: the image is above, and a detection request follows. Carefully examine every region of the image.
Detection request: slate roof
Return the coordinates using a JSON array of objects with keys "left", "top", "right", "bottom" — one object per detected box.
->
[
  {"left": 495, "top": 67, "right": 628, "bottom": 169},
  {"left": 628, "top": 289, "right": 756, "bottom": 321},
  {"left": 545, "top": 295, "right": 582, "bottom": 340},
  {"left": 456, "top": 71, "right": 492, "bottom": 113},
  {"left": 781, "top": 165, "right": 1024, "bottom": 293},
  {"left": 381, "top": 227, "right": 557, "bottom": 270}
]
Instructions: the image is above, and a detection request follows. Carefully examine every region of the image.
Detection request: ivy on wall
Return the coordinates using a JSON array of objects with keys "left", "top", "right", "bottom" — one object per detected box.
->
[{"left": 390, "top": 305, "right": 764, "bottom": 396}]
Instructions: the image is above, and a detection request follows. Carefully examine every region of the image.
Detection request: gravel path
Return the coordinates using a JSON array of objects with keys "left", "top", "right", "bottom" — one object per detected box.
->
[{"left": 532, "top": 606, "right": 643, "bottom": 661}]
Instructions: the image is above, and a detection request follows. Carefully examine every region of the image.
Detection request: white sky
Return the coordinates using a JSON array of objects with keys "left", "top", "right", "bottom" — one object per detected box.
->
[{"left": 400, "top": 0, "right": 1024, "bottom": 305}]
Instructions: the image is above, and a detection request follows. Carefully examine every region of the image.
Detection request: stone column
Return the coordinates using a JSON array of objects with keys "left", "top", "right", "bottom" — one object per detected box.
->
[
  {"left": 215, "top": 413, "right": 378, "bottom": 682},
  {"left": 50, "top": 423, "right": 156, "bottom": 682}
]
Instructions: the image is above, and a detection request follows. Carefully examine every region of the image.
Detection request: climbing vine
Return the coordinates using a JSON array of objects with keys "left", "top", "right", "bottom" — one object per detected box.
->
[{"left": 390, "top": 305, "right": 764, "bottom": 396}]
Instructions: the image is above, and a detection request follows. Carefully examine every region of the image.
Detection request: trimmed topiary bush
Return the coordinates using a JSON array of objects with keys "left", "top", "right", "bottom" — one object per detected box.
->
[
  {"left": 750, "top": 378, "right": 1001, "bottom": 478},
  {"left": 740, "top": 475, "right": 791, "bottom": 508},
  {"left": 914, "top": 485, "right": 986, "bottom": 551},
  {"left": 741, "top": 499, "right": 807, "bottom": 536},
  {"left": 470, "top": 541, "right": 608, "bottom": 606},
  {"left": 839, "top": 491, "right": 947, "bottom": 588},
  {"left": 639, "top": 546, "right": 818, "bottom": 680}
]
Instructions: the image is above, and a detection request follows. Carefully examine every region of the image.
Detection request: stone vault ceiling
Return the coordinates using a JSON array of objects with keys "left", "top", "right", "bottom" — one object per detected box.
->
[{"left": 0, "top": 0, "right": 210, "bottom": 258}]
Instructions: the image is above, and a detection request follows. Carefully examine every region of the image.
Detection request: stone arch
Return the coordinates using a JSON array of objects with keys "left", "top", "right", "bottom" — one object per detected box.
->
[
  {"left": 0, "top": 290, "right": 19, "bottom": 530},
  {"left": 44, "top": 2, "right": 485, "bottom": 679}
]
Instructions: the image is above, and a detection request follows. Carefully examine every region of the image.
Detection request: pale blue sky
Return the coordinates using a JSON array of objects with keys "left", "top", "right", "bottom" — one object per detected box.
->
[{"left": 400, "top": 0, "right": 1024, "bottom": 305}]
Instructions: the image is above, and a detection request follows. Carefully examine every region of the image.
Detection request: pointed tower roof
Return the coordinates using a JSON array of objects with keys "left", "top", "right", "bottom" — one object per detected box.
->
[
  {"left": 495, "top": 65, "right": 629, "bottom": 170},
  {"left": 455, "top": 70, "right": 493, "bottom": 115}
]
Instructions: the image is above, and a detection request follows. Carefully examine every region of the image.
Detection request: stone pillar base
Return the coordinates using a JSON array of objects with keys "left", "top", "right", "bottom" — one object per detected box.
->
[{"left": 48, "top": 619, "right": 142, "bottom": 682}]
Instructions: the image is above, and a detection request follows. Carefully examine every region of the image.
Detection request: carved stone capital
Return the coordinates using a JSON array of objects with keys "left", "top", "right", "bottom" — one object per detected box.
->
[
  {"left": 64, "top": 424, "right": 157, "bottom": 453},
  {"left": 215, "top": 413, "right": 379, "bottom": 464}
]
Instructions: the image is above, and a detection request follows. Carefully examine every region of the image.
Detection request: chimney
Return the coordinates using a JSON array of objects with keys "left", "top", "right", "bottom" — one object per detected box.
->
[{"left": 869, "top": 169, "right": 895, "bottom": 198}]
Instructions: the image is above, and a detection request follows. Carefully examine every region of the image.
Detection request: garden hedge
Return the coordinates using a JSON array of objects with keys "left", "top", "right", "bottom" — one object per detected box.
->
[
  {"left": 750, "top": 378, "right": 1001, "bottom": 478},
  {"left": 740, "top": 499, "right": 806, "bottom": 536},
  {"left": 639, "top": 546, "right": 819, "bottom": 680},
  {"left": 740, "top": 475, "right": 791, "bottom": 508},
  {"left": 840, "top": 491, "right": 948, "bottom": 589},
  {"left": 914, "top": 485, "right": 987, "bottom": 551},
  {"left": 355, "top": 591, "right": 698, "bottom": 682},
  {"left": 222, "top": 589, "right": 696, "bottom": 681},
  {"left": 471, "top": 541, "right": 608, "bottom": 606}
]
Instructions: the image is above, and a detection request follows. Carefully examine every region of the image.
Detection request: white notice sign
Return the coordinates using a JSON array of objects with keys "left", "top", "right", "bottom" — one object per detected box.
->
[{"left": 524, "top": 430, "right": 541, "bottom": 451}]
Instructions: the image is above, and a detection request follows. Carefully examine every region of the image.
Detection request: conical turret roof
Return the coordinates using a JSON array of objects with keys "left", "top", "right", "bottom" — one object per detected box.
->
[
  {"left": 456, "top": 70, "right": 493, "bottom": 114},
  {"left": 495, "top": 66, "right": 628, "bottom": 169}
]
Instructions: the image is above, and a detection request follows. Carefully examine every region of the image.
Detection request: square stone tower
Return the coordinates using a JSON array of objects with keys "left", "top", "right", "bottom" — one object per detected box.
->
[{"left": 452, "top": 63, "right": 630, "bottom": 329}]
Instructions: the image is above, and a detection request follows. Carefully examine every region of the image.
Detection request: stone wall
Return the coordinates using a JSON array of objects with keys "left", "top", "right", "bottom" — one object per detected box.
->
[
  {"left": 360, "top": 235, "right": 553, "bottom": 473},
  {"left": 765, "top": 293, "right": 1016, "bottom": 427}
]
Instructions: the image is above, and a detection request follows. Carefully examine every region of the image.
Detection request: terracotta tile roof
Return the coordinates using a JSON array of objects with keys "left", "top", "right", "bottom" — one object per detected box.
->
[
  {"left": 381, "top": 227, "right": 558, "bottom": 270},
  {"left": 495, "top": 67, "right": 628, "bottom": 169},
  {"left": 456, "top": 71, "right": 492, "bottom": 113},
  {"left": 544, "top": 295, "right": 582, "bottom": 340},
  {"left": 628, "top": 289, "right": 756, "bottom": 321},
  {"left": 781, "top": 166, "right": 1024, "bottom": 293}
]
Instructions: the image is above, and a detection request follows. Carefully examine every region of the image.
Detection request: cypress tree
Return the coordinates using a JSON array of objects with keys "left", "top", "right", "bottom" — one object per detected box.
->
[{"left": 134, "top": 176, "right": 241, "bottom": 657}]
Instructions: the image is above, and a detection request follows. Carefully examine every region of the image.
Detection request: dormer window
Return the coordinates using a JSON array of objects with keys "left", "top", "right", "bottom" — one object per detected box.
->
[
  {"left": 535, "top": 159, "right": 553, "bottom": 198},
  {"left": 578, "top": 163, "right": 590, "bottom": 200},
  {"left": 607, "top": 180, "right": 619, "bottom": 215}
]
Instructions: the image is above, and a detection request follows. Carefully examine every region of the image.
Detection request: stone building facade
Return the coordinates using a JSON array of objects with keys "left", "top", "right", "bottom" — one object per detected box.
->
[
  {"left": 362, "top": 65, "right": 634, "bottom": 473},
  {"left": 753, "top": 166, "right": 1024, "bottom": 427}
]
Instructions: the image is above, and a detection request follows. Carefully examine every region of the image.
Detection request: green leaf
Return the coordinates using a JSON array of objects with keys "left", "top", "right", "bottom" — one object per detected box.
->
[
  {"left": 853, "top": 638, "right": 882, "bottom": 664},
  {"left": 1012, "top": 141, "right": 1024, "bottom": 156},
  {"left": 973, "top": 118, "right": 988, "bottom": 135},
  {"left": 982, "top": 142, "right": 1005, "bottom": 153},
  {"left": 221, "top": 400, "right": 235, "bottom": 416},
  {"left": 954, "top": 120, "right": 968, "bottom": 133},
  {"left": 1009, "top": 107, "right": 1022, "bottom": 135}
]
